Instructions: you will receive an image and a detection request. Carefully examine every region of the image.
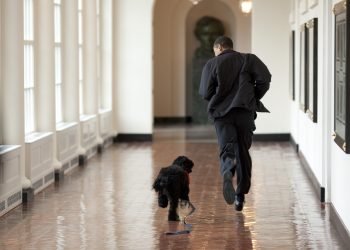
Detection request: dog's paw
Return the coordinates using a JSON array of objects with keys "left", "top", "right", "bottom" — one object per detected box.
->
[
  {"left": 158, "top": 194, "right": 168, "bottom": 208},
  {"left": 168, "top": 213, "right": 180, "bottom": 221}
]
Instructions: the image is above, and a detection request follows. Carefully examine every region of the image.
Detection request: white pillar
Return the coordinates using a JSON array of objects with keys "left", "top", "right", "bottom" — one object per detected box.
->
[
  {"left": 113, "top": 0, "right": 153, "bottom": 134},
  {"left": 84, "top": 0, "right": 103, "bottom": 145},
  {"left": 1, "top": 0, "right": 29, "bottom": 187},
  {"left": 62, "top": 0, "right": 86, "bottom": 155},
  {"left": 83, "top": 0, "right": 97, "bottom": 115},
  {"left": 112, "top": 0, "right": 119, "bottom": 135},
  {"left": 322, "top": 0, "right": 333, "bottom": 202},
  {"left": 100, "top": 0, "right": 112, "bottom": 110},
  {"left": 0, "top": 0, "right": 2, "bottom": 145},
  {"left": 36, "top": 0, "right": 55, "bottom": 131},
  {"left": 62, "top": 0, "right": 79, "bottom": 123},
  {"left": 35, "top": 0, "right": 61, "bottom": 170}
]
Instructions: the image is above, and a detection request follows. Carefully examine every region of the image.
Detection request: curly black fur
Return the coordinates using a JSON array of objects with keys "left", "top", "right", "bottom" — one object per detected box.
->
[
  {"left": 152, "top": 156, "right": 194, "bottom": 221},
  {"left": 172, "top": 156, "right": 194, "bottom": 173}
]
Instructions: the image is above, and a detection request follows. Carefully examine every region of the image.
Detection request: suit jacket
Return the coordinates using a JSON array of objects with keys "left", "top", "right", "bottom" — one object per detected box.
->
[{"left": 199, "top": 50, "right": 271, "bottom": 119}]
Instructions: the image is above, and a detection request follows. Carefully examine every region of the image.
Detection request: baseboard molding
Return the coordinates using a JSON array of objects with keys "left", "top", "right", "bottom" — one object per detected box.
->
[
  {"left": 298, "top": 150, "right": 325, "bottom": 202},
  {"left": 329, "top": 203, "right": 350, "bottom": 246},
  {"left": 22, "top": 188, "right": 34, "bottom": 203},
  {"left": 79, "top": 154, "right": 87, "bottom": 166},
  {"left": 55, "top": 169, "right": 64, "bottom": 182},
  {"left": 253, "top": 133, "right": 290, "bottom": 141},
  {"left": 114, "top": 134, "right": 153, "bottom": 142},
  {"left": 290, "top": 134, "right": 299, "bottom": 153},
  {"left": 154, "top": 117, "right": 192, "bottom": 125}
]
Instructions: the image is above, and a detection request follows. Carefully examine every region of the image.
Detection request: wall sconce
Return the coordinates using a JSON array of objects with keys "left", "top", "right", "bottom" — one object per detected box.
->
[
  {"left": 189, "top": 0, "right": 202, "bottom": 5},
  {"left": 240, "top": 0, "right": 253, "bottom": 14}
]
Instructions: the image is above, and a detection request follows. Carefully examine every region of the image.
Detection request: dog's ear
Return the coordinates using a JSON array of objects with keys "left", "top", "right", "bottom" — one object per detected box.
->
[
  {"left": 152, "top": 167, "right": 168, "bottom": 191},
  {"left": 152, "top": 175, "right": 170, "bottom": 192},
  {"left": 172, "top": 156, "right": 194, "bottom": 173},
  {"left": 152, "top": 178, "right": 162, "bottom": 191}
]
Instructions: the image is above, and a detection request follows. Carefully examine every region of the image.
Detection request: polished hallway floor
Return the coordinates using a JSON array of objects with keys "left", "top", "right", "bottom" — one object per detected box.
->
[{"left": 0, "top": 126, "right": 349, "bottom": 249}]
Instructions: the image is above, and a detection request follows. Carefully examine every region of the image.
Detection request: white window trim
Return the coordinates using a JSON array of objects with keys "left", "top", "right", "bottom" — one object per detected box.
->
[
  {"left": 78, "top": 0, "right": 84, "bottom": 115},
  {"left": 24, "top": 0, "right": 36, "bottom": 135},
  {"left": 54, "top": 0, "right": 63, "bottom": 123}
]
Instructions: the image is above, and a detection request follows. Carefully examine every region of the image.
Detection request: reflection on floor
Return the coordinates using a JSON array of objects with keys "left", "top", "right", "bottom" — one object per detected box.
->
[{"left": 0, "top": 126, "right": 348, "bottom": 249}]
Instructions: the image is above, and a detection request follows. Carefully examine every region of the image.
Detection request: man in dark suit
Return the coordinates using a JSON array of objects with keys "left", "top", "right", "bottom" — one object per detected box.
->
[{"left": 199, "top": 36, "right": 271, "bottom": 211}]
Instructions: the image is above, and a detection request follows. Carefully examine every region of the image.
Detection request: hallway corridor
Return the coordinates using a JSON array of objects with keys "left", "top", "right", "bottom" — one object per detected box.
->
[{"left": 0, "top": 127, "right": 348, "bottom": 249}]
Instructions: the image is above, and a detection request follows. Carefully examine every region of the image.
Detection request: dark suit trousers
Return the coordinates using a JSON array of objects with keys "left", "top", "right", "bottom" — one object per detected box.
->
[{"left": 214, "top": 108, "right": 256, "bottom": 195}]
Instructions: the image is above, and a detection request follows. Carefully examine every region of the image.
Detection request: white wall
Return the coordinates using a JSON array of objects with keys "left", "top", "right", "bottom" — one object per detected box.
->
[
  {"left": 0, "top": 0, "right": 2, "bottom": 145},
  {"left": 252, "top": 0, "right": 291, "bottom": 134},
  {"left": 331, "top": 144, "right": 350, "bottom": 233},
  {"left": 153, "top": 0, "right": 191, "bottom": 117},
  {"left": 329, "top": 0, "right": 350, "bottom": 234},
  {"left": 290, "top": 0, "right": 350, "bottom": 234},
  {"left": 289, "top": 0, "right": 327, "bottom": 196},
  {"left": 113, "top": 0, "right": 153, "bottom": 134},
  {"left": 1, "top": 0, "right": 26, "bottom": 186}
]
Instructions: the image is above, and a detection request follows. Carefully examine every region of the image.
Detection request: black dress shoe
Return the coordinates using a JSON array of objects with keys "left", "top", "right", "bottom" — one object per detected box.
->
[
  {"left": 223, "top": 172, "right": 235, "bottom": 205},
  {"left": 234, "top": 194, "right": 245, "bottom": 211}
]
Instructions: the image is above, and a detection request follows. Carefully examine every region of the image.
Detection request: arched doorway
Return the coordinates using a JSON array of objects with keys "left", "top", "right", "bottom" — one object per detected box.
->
[{"left": 153, "top": 0, "right": 251, "bottom": 125}]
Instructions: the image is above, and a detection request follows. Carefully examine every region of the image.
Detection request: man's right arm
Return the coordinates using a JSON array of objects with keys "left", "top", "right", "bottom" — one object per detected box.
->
[
  {"left": 199, "top": 61, "right": 216, "bottom": 101},
  {"left": 249, "top": 54, "right": 271, "bottom": 100}
]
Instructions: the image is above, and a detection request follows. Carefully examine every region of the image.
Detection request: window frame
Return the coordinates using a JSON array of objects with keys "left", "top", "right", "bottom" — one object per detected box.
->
[
  {"left": 305, "top": 18, "right": 318, "bottom": 123},
  {"left": 54, "top": 0, "right": 63, "bottom": 123},
  {"left": 78, "top": 0, "right": 84, "bottom": 115},
  {"left": 333, "top": 0, "right": 350, "bottom": 153},
  {"left": 299, "top": 23, "right": 307, "bottom": 112},
  {"left": 23, "top": 0, "right": 36, "bottom": 134}
]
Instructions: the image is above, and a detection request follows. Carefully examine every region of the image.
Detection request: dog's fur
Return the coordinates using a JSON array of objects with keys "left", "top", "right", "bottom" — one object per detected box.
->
[{"left": 152, "top": 156, "right": 194, "bottom": 221}]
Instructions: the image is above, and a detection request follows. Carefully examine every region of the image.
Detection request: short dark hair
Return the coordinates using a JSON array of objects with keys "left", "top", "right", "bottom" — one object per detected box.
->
[{"left": 213, "top": 36, "right": 233, "bottom": 49}]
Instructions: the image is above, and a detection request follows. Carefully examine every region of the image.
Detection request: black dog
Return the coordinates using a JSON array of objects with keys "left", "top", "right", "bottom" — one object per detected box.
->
[{"left": 152, "top": 156, "right": 194, "bottom": 221}]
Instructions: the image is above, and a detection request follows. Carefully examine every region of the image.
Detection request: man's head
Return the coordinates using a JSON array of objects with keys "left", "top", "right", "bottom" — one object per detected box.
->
[{"left": 213, "top": 36, "right": 233, "bottom": 56}]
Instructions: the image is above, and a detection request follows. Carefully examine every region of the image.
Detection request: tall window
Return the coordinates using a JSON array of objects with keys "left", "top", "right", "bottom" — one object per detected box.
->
[
  {"left": 99, "top": 0, "right": 112, "bottom": 110},
  {"left": 78, "top": 0, "right": 84, "bottom": 115},
  {"left": 24, "top": 0, "right": 35, "bottom": 134},
  {"left": 54, "top": 0, "right": 63, "bottom": 123},
  {"left": 96, "top": 0, "right": 101, "bottom": 109}
]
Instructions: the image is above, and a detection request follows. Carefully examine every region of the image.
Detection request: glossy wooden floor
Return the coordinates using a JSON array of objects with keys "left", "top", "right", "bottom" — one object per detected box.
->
[{"left": 0, "top": 126, "right": 349, "bottom": 249}]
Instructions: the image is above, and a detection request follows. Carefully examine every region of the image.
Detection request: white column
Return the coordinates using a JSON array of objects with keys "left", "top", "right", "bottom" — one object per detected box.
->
[
  {"left": 0, "top": 0, "right": 2, "bottom": 144},
  {"left": 1, "top": 0, "right": 29, "bottom": 187},
  {"left": 100, "top": 0, "right": 112, "bottom": 110},
  {"left": 322, "top": 0, "right": 333, "bottom": 202},
  {"left": 62, "top": 0, "right": 79, "bottom": 123},
  {"left": 83, "top": 0, "right": 97, "bottom": 115},
  {"left": 97, "top": 0, "right": 114, "bottom": 141},
  {"left": 62, "top": 0, "right": 85, "bottom": 155},
  {"left": 111, "top": 0, "right": 118, "bottom": 135},
  {"left": 84, "top": 0, "right": 103, "bottom": 145},
  {"left": 35, "top": 0, "right": 61, "bottom": 170},
  {"left": 113, "top": 0, "right": 153, "bottom": 134}
]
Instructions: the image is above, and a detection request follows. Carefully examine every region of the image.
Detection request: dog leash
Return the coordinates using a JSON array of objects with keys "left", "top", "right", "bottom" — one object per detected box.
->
[
  {"left": 165, "top": 229, "right": 191, "bottom": 235},
  {"left": 165, "top": 224, "right": 193, "bottom": 235}
]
